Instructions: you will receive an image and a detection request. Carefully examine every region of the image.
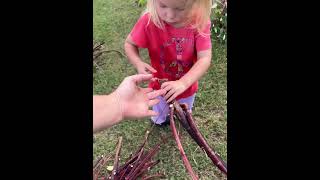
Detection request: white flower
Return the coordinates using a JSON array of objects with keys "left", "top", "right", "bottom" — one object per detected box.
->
[
  {"left": 223, "top": 34, "right": 226, "bottom": 40},
  {"left": 212, "top": 3, "right": 218, "bottom": 9}
]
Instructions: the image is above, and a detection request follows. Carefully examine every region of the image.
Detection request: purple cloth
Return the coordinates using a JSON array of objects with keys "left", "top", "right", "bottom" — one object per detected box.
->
[{"left": 151, "top": 94, "right": 196, "bottom": 124}]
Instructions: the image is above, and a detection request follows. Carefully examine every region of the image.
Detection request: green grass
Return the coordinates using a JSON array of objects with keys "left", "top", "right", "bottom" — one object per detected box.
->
[{"left": 93, "top": 0, "right": 227, "bottom": 179}]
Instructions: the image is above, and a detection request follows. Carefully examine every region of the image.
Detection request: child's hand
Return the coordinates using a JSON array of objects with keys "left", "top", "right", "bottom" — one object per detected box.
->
[
  {"left": 161, "top": 80, "right": 187, "bottom": 103},
  {"left": 136, "top": 62, "right": 157, "bottom": 74}
]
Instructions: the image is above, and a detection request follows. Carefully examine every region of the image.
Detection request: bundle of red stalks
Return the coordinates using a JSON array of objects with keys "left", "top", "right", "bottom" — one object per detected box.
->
[
  {"left": 93, "top": 131, "right": 168, "bottom": 180},
  {"left": 168, "top": 101, "right": 227, "bottom": 179},
  {"left": 93, "top": 81, "right": 227, "bottom": 179}
]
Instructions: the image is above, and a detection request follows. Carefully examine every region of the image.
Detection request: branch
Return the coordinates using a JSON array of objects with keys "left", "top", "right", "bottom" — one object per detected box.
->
[
  {"left": 169, "top": 104, "right": 198, "bottom": 180},
  {"left": 93, "top": 155, "right": 112, "bottom": 180},
  {"left": 110, "top": 136, "right": 123, "bottom": 180},
  {"left": 181, "top": 104, "right": 227, "bottom": 175}
]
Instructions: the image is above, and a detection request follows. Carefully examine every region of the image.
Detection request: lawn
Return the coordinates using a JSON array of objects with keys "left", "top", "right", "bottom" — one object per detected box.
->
[{"left": 93, "top": 0, "right": 227, "bottom": 179}]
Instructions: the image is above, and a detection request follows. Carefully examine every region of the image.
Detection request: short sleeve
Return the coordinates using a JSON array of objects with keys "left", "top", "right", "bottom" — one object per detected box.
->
[
  {"left": 195, "top": 21, "right": 212, "bottom": 52},
  {"left": 130, "top": 13, "right": 150, "bottom": 48}
]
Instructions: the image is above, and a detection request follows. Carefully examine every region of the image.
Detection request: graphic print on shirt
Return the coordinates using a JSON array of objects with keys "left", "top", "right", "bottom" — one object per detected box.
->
[{"left": 160, "top": 37, "right": 194, "bottom": 79}]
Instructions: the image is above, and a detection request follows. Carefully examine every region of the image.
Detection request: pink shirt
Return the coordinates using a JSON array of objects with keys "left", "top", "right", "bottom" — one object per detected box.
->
[{"left": 130, "top": 13, "right": 212, "bottom": 99}]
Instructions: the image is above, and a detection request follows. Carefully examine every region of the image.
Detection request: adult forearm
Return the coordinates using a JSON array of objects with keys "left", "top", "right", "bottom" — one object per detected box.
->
[{"left": 93, "top": 93, "right": 122, "bottom": 133}]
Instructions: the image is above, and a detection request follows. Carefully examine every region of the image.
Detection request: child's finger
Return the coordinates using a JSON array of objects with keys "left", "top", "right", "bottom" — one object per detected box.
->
[
  {"left": 131, "top": 74, "right": 153, "bottom": 84},
  {"left": 146, "top": 64, "right": 157, "bottom": 73},
  {"left": 147, "top": 89, "right": 166, "bottom": 99},
  {"left": 138, "top": 68, "right": 151, "bottom": 75},
  {"left": 167, "top": 92, "right": 178, "bottom": 103},
  {"left": 161, "top": 81, "right": 169, "bottom": 89},
  {"left": 162, "top": 86, "right": 172, "bottom": 95},
  {"left": 164, "top": 89, "right": 175, "bottom": 100},
  {"left": 142, "top": 70, "right": 151, "bottom": 75}
]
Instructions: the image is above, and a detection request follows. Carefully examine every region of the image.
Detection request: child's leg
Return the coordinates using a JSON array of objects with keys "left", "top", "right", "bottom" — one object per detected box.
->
[
  {"left": 177, "top": 94, "right": 196, "bottom": 113},
  {"left": 151, "top": 96, "right": 169, "bottom": 125}
]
